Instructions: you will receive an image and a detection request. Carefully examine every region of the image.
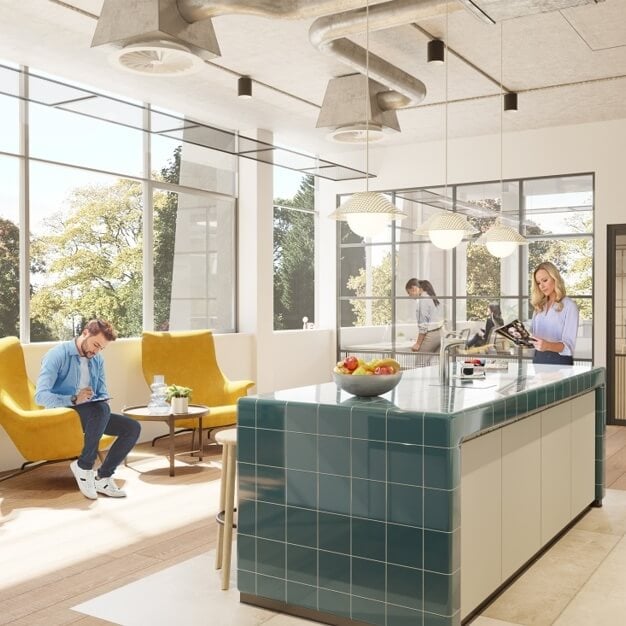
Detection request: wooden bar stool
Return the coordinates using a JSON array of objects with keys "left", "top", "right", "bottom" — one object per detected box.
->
[{"left": 215, "top": 427, "right": 237, "bottom": 590}]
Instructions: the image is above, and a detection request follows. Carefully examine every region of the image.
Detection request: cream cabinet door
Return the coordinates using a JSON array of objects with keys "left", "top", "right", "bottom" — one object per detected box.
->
[
  {"left": 502, "top": 413, "right": 541, "bottom": 579},
  {"left": 571, "top": 392, "right": 596, "bottom": 516},
  {"left": 541, "top": 402, "right": 572, "bottom": 544},
  {"left": 461, "top": 429, "right": 502, "bottom": 619}
]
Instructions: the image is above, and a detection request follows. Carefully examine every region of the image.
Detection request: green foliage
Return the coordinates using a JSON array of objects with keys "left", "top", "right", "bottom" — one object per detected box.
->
[
  {"left": 30, "top": 178, "right": 143, "bottom": 338},
  {"left": 166, "top": 384, "right": 192, "bottom": 399},
  {"left": 273, "top": 174, "right": 315, "bottom": 330},
  {"left": 0, "top": 217, "right": 19, "bottom": 337},
  {"left": 347, "top": 252, "right": 392, "bottom": 326},
  {"left": 153, "top": 145, "right": 180, "bottom": 330}
]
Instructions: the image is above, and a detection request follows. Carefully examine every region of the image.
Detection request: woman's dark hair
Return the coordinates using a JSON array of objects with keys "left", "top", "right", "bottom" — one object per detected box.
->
[
  {"left": 488, "top": 302, "right": 503, "bottom": 324},
  {"left": 417, "top": 279, "right": 440, "bottom": 307}
]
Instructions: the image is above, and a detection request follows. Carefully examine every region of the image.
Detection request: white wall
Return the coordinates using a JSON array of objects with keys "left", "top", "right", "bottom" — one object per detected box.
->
[{"left": 318, "top": 116, "right": 626, "bottom": 369}]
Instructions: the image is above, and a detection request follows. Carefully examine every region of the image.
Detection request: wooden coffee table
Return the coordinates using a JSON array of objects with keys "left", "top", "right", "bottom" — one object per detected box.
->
[{"left": 123, "top": 404, "right": 209, "bottom": 476}]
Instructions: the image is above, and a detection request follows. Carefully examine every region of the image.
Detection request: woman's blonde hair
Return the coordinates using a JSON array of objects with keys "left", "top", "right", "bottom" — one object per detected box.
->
[{"left": 531, "top": 261, "right": 567, "bottom": 312}]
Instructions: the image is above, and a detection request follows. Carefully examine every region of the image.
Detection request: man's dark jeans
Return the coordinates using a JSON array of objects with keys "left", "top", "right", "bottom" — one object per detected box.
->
[{"left": 74, "top": 401, "right": 140, "bottom": 478}]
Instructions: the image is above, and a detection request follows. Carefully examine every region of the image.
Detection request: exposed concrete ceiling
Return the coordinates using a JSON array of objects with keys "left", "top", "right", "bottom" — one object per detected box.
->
[{"left": 0, "top": 0, "right": 625, "bottom": 159}]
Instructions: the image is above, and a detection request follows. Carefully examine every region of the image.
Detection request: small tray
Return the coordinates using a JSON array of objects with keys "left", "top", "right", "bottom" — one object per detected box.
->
[{"left": 454, "top": 371, "right": 487, "bottom": 381}]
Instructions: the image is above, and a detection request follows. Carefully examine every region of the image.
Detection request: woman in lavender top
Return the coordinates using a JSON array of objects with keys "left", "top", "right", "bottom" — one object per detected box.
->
[{"left": 530, "top": 261, "right": 579, "bottom": 365}]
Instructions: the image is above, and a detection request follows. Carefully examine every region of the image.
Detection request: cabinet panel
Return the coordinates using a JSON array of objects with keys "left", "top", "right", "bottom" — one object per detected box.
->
[
  {"left": 461, "top": 429, "right": 502, "bottom": 618},
  {"left": 571, "top": 392, "right": 596, "bottom": 515},
  {"left": 541, "top": 402, "right": 572, "bottom": 544},
  {"left": 502, "top": 413, "right": 541, "bottom": 579}
]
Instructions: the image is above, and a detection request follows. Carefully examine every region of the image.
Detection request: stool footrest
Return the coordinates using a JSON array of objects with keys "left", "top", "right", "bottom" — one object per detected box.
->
[{"left": 216, "top": 509, "right": 237, "bottom": 528}]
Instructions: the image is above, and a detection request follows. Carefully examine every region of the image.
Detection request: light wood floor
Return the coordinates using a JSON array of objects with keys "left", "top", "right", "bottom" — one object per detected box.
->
[
  {"left": 3, "top": 427, "right": 626, "bottom": 626},
  {"left": 0, "top": 436, "right": 223, "bottom": 625}
]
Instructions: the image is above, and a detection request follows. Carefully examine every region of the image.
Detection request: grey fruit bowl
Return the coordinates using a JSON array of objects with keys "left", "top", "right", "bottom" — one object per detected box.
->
[{"left": 332, "top": 371, "right": 402, "bottom": 397}]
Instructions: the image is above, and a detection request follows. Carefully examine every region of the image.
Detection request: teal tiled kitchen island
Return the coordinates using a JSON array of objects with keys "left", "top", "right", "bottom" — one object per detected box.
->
[{"left": 236, "top": 362, "right": 605, "bottom": 626}]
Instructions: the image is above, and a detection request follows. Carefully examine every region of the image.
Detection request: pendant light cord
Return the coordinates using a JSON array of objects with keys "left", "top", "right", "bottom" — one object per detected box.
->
[
  {"left": 499, "top": 21, "right": 503, "bottom": 223},
  {"left": 444, "top": 3, "right": 448, "bottom": 204},
  {"left": 365, "top": 0, "right": 370, "bottom": 192}
]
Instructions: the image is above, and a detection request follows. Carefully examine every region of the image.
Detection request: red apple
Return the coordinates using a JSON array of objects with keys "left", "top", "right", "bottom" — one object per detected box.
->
[{"left": 343, "top": 356, "right": 359, "bottom": 372}]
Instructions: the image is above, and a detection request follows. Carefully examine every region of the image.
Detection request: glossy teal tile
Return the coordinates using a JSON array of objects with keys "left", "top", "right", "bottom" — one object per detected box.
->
[
  {"left": 526, "top": 390, "right": 538, "bottom": 412},
  {"left": 352, "top": 518, "right": 385, "bottom": 561},
  {"left": 257, "top": 538, "right": 286, "bottom": 579},
  {"left": 517, "top": 392, "right": 528, "bottom": 415},
  {"left": 286, "top": 431, "right": 318, "bottom": 472},
  {"left": 424, "top": 529, "right": 460, "bottom": 573},
  {"left": 387, "top": 442, "right": 423, "bottom": 486},
  {"left": 319, "top": 435, "right": 350, "bottom": 476},
  {"left": 387, "top": 523, "right": 422, "bottom": 568},
  {"left": 238, "top": 498, "right": 256, "bottom": 536},
  {"left": 424, "top": 610, "right": 461, "bottom": 626},
  {"left": 318, "top": 588, "right": 350, "bottom": 619},
  {"left": 237, "top": 569, "right": 255, "bottom": 595},
  {"left": 388, "top": 483, "right": 423, "bottom": 526},
  {"left": 386, "top": 604, "right": 423, "bottom": 626},
  {"left": 353, "top": 562, "right": 386, "bottom": 602},
  {"left": 285, "top": 402, "right": 317, "bottom": 433},
  {"left": 387, "top": 563, "right": 422, "bottom": 610},
  {"left": 352, "top": 438, "right": 386, "bottom": 481},
  {"left": 319, "top": 474, "right": 350, "bottom": 515},
  {"left": 387, "top": 410, "right": 422, "bottom": 445},
  {"left": 319, "top": 550, "right": 350, "bottom": 594},
  {"left": 286, "top": 580, "right": 317, "bottom": 611},
  {"left": 257, "top": 501, "right": 285, "bottom": 542},
  {"left": 287, "top": 544, "right": 317, "bottom": 586},
  {"left": 351, "top": 406, "right": 386, "bottom": 441},
  {"left": 424, "top": 446, "right": 460, "bottom": 490},
  {"left": 423, "top": 413, "right": 452, "bottom": 448},
  {"left": 318, "top": 512, "right": 350, "bottom": 554},
  {"left": 352, "top": 477, "right": 386, "bottom": 521},
  {"left": 492, "top": 400, "right": 508, "bottom": 426},
  {"left": 423, "top": 570, "right": 460, "bottom": 616},
  {"left": 258, "top": 401, "right": 285, "bottom": 430},
  {"left": 237, "top": 533, "right": 256, "bottom": 572},
  {"left": 237, "top": 399, "right": 256, "bottom": 428},
  {"left": 286, "top": 506, "right": 317, "bottom": 548},
  {"left": 239, "top": 461, "right": 256, "bottom": 501},
  {"left": 256, "top": 464, "right": 285, "bottom": 504},
  {"left": 424, "top": 488, "right": 459, "bottom": 532},
  {"left": 286, "top": 469, "right": 317, "bottom": 509},
  {"left": 257, "top": 429, "right": 285, "bottom": 467},
  {"left": 536, "top": 386, "right": 546, "bottom": 408},
  {"left": 257, "top": 573, "right": 286, "bottom": 603},
  {"left": 351, "top": 594, "right": 386, "bottom": 626},
  {"left": 238, "top": 426, "right": 256, "bottom": 464},
  {"left": 505, "top": 396, "right": 517, "bottom": 420},
  {"left": 319, "top": 405, "right": 351, "bottom": 437}
]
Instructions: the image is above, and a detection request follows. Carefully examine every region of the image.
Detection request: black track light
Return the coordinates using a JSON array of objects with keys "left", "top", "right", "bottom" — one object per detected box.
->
[
  {"left": 238, "top": 76, "right": 252, "bottom": 99},
  {"left": 503, "top": 92, "right": 518, "bottom": 112},
  {"left": 427, "top": 39, "right": 445, "bottom": 64}
]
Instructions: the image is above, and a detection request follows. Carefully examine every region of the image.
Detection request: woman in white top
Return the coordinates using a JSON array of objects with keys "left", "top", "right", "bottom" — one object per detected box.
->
[
  {"left": 529, "top": 261, "right": 579, "bottom": 365},
  {"left": 406, "top": 278, "right": 443, "bottom": 362}
]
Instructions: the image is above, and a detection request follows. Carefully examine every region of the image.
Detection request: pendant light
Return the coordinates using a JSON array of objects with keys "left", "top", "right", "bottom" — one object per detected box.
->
[
  {"left": 329, "top": 0, "right": 406, "bottom": 239},
  {"left": 414, "top": 5, "right": 475, "bottom": 250},
  {"left": 476, "top": 22, "right": 527, "bottom": 258}
]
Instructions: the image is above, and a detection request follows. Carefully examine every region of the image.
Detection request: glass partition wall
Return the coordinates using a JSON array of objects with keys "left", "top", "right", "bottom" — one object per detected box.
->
[{"left": 337, "top": 173, "right": 594, "bottom": 367}]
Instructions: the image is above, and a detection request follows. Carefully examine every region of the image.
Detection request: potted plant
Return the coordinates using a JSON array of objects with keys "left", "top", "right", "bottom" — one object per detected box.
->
[{"left": 166, "top": 384, "right": 192, "bottom": 414}]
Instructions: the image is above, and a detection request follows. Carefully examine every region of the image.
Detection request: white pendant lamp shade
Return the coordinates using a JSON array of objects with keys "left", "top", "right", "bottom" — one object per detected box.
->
[
  {"left": 330, "top": 192, "right": 406, "bottom": 238},
  {"left": 414, "top": 212, "right": 477, "bottom": 250},
  {"left": 476, "top": 223, "right": 528, "bottom": 258}
]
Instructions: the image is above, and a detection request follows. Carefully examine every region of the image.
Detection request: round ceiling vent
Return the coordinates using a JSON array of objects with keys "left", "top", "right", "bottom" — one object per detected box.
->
[
  {"left": 328, "top": 124, "right": 386, "bottom": 143},
  {"left": 110, "top": 40, "right": 205, "bottom": 76}
]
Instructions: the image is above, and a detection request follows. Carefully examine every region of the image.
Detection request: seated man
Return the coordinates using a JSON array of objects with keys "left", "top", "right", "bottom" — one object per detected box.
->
[{"left": 35, "top": 319, "right": 141, "bottom": 499}]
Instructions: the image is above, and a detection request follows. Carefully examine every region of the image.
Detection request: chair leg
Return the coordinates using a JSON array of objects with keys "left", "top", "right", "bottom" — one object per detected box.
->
[
  {"left": 221, "top": 443, "right": 236, "bottom": 590},
  {"left": 215, "top": 443, "right": 227, "bottom": 571}
]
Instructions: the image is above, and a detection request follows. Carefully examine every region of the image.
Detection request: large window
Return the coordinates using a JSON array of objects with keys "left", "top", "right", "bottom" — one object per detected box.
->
[
  {"left": 337, "top": 173, "right": 594, "bottom": 363},
  {"left": 1, "top": 62, "right": 237, "bottom": 341},
  {"left": 273, "top": 171, "right": 315, "bottom": 330}
]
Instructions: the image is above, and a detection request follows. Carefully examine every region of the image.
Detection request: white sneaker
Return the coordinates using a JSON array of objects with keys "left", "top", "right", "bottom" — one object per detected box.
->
[
  {"left": 70, "top": 460, "right": 97, "bottom": 499},
  {"left": 95, "top": 476, "right": 127, "bottom": 498}
]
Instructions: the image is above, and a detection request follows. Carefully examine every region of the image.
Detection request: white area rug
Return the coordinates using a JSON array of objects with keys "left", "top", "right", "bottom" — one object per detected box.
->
[{"left": 72, "top": 550, "right": 302, "bottom": 626}]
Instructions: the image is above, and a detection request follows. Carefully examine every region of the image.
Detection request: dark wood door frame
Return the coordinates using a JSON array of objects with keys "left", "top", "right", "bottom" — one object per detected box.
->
[{"left": 607, "top": 224, "right": 626, "bottom": 425}]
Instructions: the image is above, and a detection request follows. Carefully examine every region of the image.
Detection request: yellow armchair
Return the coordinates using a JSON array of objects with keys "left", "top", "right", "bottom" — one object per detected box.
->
[
  {"left": 141, "top": 330, "right": 255, "bottom": 446},
  {"left": 0, "top": 336, "right": 111, "bottom": 480}
]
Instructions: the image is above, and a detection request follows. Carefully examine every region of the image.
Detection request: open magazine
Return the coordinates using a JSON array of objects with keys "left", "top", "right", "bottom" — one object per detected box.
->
[{"left": 495, "top": 319, "right": 535, "bottom": 348}]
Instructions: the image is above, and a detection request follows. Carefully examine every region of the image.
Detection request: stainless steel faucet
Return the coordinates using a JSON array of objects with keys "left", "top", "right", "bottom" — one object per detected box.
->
[{"left": 439, "top": 336, "right": 466, "bottom": 384}]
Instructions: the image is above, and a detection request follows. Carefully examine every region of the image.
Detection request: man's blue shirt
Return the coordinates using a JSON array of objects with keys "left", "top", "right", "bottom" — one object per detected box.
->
[{"left": 35, "top": 340, "right": 109, "bottom": 408}]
